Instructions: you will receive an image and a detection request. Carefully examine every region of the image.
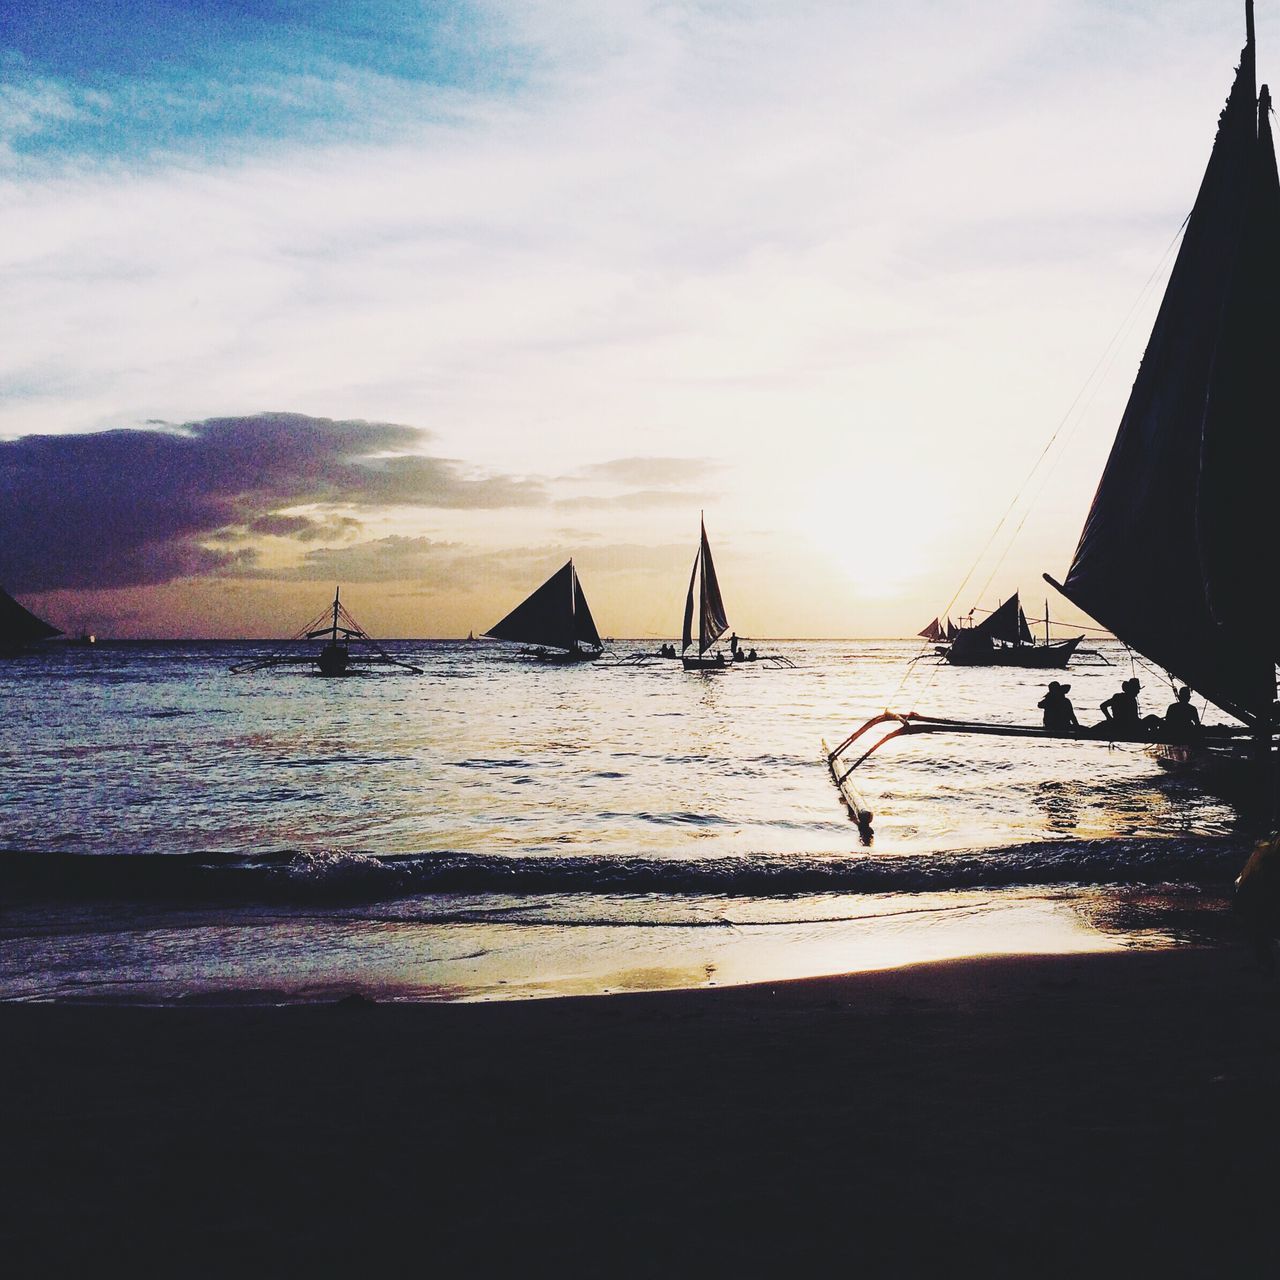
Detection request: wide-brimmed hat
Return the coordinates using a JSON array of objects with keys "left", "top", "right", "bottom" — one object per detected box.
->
[
  {"left": 1123, "top": 677, "right": 1141, "bottom": 691},
  {"left": 1047, "top": 681, "right": 1068, "bottom": 692}
]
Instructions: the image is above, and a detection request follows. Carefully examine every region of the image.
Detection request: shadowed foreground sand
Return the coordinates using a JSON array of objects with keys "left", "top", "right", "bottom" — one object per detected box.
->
[{"left": 3, "top": 947, "right": 1279, "bottom": 1275}]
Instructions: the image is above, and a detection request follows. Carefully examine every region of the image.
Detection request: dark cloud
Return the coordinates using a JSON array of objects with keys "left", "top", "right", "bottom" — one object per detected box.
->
[{"left": 0, "top": 412, "right": 546, "bottom": 591}]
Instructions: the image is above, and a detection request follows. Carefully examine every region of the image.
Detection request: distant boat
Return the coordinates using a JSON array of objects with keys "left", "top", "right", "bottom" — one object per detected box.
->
[
  {"left": 944, "top": 593, "right": 1082, "bottom": 669},
  {"left": 485, "top": 560, "right": 602, "bottom": 663},
  {"left": 917, "top": 617, "right": 947, "bottom": 643},
  {"left": 681, "top": 515, "right": 733, "bottom": 671},
  {"left": 466, "top": 629, "right": 475, "bottom": 642},
  {"left": 231, "top": 587, "right": 423, "bottom": 676},
  {"left": 0, "top": 585, "right": 62, "bottom": 657}
]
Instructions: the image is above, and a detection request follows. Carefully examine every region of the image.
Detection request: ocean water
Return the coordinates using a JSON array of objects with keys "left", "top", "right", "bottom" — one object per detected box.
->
[{"left": 0, "top": 639, "right": 1255, "bottom": 1002}]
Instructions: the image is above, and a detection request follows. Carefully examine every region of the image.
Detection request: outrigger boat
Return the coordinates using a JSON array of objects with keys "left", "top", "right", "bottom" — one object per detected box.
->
[
  {"left": 0, "top": 585, "right": 62, "bottom": 657},
  {"left": 829, "top": 2, "right": 1280, "bottom": 818},
  {"left": 230, "top": 587, "right": 423, "bottom": 676},
  {"left": 943, "top": 593, "right": 1084, "bottom": 669},
  {"left": 485, "top": 559, "right": 602, "bottom": 663}
]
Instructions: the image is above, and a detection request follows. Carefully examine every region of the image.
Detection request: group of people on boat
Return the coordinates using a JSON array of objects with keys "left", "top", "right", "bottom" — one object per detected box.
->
[
  {"left": 657, "top": 633, "right": 759, "bottom": 663},
  {"left": 1038, "top": 678, "right": 1201, "bottom": 742}
]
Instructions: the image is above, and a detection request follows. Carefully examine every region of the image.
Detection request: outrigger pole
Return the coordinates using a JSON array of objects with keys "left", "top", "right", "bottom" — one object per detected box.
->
[{"left": 824, "top": 711, "right": 1253, "bottom": 826}]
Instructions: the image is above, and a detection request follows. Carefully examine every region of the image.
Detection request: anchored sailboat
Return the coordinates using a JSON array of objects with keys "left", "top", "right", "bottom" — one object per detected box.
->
[
  {"left": 681, "top": 516, "right": 732, "bottom": 670},
  {"left": 828, "top": 2, "right": 1277, "bottom": 816},
  {"left": 0, "top": 585, "right": 62, "bottom": 657},
  {"left": 485, "top": 560, "right": 602, "bottom": 662},
  {"left": 231, "top": 587, "right": 423, "bottom": 676}
]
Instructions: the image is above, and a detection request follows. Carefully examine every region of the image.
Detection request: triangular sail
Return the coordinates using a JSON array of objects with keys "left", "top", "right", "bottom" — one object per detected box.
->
[
  {"left": 681, "top": 552, "right": 698, "bottom": 653},
  {"left": 972, "top": 594, "right": 1024, "bottom": 644},
  {"left": 0, "top": 585, "right": 61, "bottom": 649},
  {"left": 1050, "top": 13, "right": 1279, "bottom": 724},
  {"left": 572, "top": 569, "right": 602, "bottom": 649},
  {"left": 698, "top": 519, "right": 729, "bottom": 654},
  {"left": 945, "top": 618, "right": 958, "bottom": 641},
  {"left": 918, "top": 617, "right": 945, "bottom": 641},
  {"left": 486, "top": 561, "right": 577, "bottom": 651}
]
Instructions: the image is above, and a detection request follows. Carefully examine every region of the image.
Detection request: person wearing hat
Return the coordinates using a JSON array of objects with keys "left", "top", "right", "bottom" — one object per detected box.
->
[
  {"left": 1099, "top": 677, "right": 1164, "bottom": 735},
  {"left": 1038, "top": 680, "right": 1079, "bottom": 732}
]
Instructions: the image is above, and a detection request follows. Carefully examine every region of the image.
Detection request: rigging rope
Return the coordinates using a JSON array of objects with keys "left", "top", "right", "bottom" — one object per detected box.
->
[{"left": 882, "top": 211, "right": 1191, "bottom": 714}]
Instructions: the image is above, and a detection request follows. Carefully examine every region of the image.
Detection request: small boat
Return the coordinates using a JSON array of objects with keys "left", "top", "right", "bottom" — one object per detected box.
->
[
  {"left": 943, "top": 594, "right": 1083, "bottom": 669},
  {"left": 231, "top": 587, "right": 423, "bottom": 676},
  {"left": 680, "top": 516, "right": 734, "bottom": 671},
  {"left": 484, "top": 559, "right": 602, "bottom": 662},
  {"left": 0, "top": 585, "right": 62, "bottom": 657},
  {"left": 829, "top": 2, "right": 1279, "bottom": 812}
]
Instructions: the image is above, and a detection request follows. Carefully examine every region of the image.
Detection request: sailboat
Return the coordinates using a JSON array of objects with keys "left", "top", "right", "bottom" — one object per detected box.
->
[
  {"left": 917, "top": 617, "right": 947, "bottom": 643},
  {"left": 944, "top": 593, "right": 1082, "bottom": 668},
  {"left": 485, "top": 560, "right": 602, "bottom": 662},
  {"left": 230, "top": 587, "right": 424, "bottom": 676},
  {"left": 827, "top": 3, "right": 1273, "bottom": 813},
  {"left": 681, "top": 516, "right": 733, "bottom": 670},
  {"left": 0, "top": 585, "right": 62, "bottom": 657}
]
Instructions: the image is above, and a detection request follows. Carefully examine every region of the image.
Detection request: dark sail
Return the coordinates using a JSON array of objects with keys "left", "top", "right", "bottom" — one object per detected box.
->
[
  {"left": 918, "top": 617, "right": 945, "bottom": 642},
  {"left": 1050, "top": 12, "right": 1279, "bottom": 725},
  {"left": 1018, "top": 608, "right": 1034, "bottom": 644},
  {"left": 0, "top": 585, "right": 61, "bottom": 652},
  {"left": 680, "top": 518, "right": 731, "bottom": 655},
  {"left": 486, "top": 560, "right": 598, "bottom": 652},
  {"left": 945, "top": 618, "right": 958, "bottom": 641},
  {"left": 681, "top": 552, "right": 698, "bottom": 653},
  {"left": 698, "top": 519, "right": 729, "bottom": 654},
  {"left": 572, "top": 570, "right": 602, "bottom": 649},
  {"left": 972, "top": 594, "right": 1024, "bottom": 644}
]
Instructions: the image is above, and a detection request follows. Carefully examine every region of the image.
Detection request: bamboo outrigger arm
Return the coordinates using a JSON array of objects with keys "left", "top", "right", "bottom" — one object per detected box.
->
[
  {"left": 828, "top": 711, "right": 1252, "bottom": 778},
  {"left": 824, "top": 711, "right": 1254, "bottom": 826}
]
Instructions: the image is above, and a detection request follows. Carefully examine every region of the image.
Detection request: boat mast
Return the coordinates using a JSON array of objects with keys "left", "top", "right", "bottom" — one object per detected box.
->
[
  {"left": 698, "top": 510, "right": 706, "bottom": 655},
  {"left": 332, "top": 587, "right": 340, "bottom": 640},
  {"left": 1044, "top": 599, "right": 1050, "bottom": 646}
]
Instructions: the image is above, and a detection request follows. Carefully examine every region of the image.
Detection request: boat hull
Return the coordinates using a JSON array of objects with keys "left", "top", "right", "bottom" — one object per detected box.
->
[
  {"left": 943, "top": 637, "right": 1082, "bottom": 668},
  {"left": 682, "top": 655, "right": 731, "bottom": 671}
]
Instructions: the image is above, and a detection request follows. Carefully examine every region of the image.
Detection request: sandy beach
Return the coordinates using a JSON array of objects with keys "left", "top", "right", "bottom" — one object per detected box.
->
[{"left": 3, "top": 944, "right": 1278, "bottom": 1276}]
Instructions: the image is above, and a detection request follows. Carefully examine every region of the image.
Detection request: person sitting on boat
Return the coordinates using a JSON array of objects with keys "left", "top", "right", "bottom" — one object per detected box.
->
[
  {"left": 1163, "top": 687, "right": 1201, "bottom": 742},
  {"left": 1038, "top": 681, "right": 1079, "bottom": 733},
  {"left": 1098, "top": 677, "right": 1161, "bottom": 736},
  {"left": 747, "top": 648, "right": 757, "bottom": 662}
]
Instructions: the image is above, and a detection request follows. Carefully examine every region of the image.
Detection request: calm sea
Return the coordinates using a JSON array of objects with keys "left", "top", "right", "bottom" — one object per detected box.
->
[{"left": 0, "top": 639, "right": 1254, "bottom": 1002}]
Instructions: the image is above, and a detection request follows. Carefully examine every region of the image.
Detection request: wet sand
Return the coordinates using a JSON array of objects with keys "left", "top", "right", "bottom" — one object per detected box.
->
[{"left": 2, "top": 946, "right": 1278, "bottom": 1275}]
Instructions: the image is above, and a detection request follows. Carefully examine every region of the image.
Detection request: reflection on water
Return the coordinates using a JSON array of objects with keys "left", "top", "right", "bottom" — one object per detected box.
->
[{"left": 0, "top": 639, "right": 1258, "bottom": 1002}]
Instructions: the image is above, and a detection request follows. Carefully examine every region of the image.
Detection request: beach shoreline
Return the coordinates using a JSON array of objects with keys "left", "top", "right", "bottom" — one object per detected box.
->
[{"left": 4, "top": 943, "right": 1278, "bottom": 1274}]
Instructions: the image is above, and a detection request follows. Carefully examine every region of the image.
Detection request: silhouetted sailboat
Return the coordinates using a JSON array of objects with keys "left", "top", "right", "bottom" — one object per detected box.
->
[
  {"left": 917, "top": 617, "right": 946, "bottom": 643},
  {"left": 485, "top": 560, "right": 602, "bottom": 662},
  {"left": 828, "top": 3, "right": 1273, "bottom": 814},
  {"left": 230, "top": 587, "right": 423, "bottom": 676},
  {"left": 681, "top": 516, "right": 732, "bottom": 671},
  {"left": 0, "top": 585, "right": 61, "bottom": 657},
  {"left": 944, "top": 593, "right": 1082, "bottom": 668}
]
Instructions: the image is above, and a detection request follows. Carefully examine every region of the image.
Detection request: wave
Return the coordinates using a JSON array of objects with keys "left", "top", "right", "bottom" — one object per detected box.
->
[{"left": 0, "top": 837, "right": 1252, "bottom": 906}]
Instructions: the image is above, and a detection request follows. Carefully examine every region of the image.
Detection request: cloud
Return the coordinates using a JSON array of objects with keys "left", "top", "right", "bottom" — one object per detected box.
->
[
  {"left": 0, "top": 412, "right": 545, "bottom": 591},
  {"left": 555, "top": 488, "right": 715, "bottom": 512},
  {"left": 572, "top": 456, "right": 718, "bottom": 487}
]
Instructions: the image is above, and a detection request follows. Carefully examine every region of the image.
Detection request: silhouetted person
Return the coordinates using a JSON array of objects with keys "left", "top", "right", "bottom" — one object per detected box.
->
[
  {"left": 747, "top": 648, "right": 757, "bottom": 662},
  {"left": 1099, "top": 677, "right": 1160, "bottom": 736},
  {"left": 1038, "top": 681, "right": 1079, "bottom": 732},
  {"left": 729, "top": 633, "right": 739, "bottom": 657},
  {"left": 715, "top": 650, "right": 725, "bottom": 667},
  {"left": 1163, "top": 686, "right": 1201, "bottom": 742}
]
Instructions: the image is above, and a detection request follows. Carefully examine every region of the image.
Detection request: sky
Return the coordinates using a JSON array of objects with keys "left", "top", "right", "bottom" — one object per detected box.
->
[{"left": 0, "top": 0, "right": 1265, "bottom": 638}]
